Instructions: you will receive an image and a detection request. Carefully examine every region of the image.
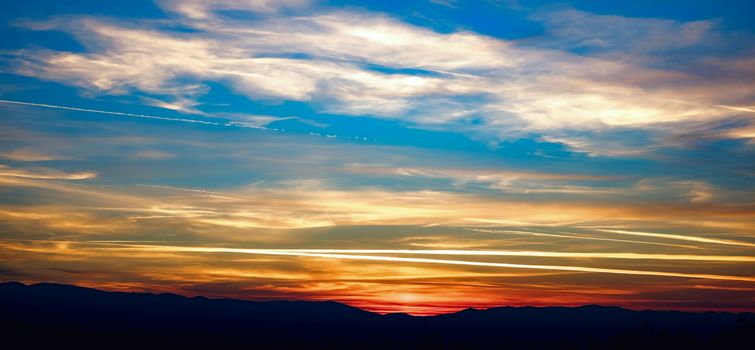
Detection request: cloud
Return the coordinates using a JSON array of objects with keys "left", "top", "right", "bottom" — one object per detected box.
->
[
  {"left": 0, "top": 164, "right": 96, "bottom": 180},
  {"left": 129, "top": 150, "right": 176, "bottom": 160},
  {"left": 157, "top": 0, "right": 311, "bottom": 19},
  {"left": 0, "top": 149, "right": 60, "bottom": 162},
  {"left": 151, "top": 247, "right": 755, "bottom": 262},
  {"left": 8, "top": 5, "right": 754, "bottom": 154},
  {"left": 1, "top": 172, "right": 753, "bottom": 235},
  {"left": 85, "top": 243, "right": 755, "bottom": 282},
  {"left": 344, "top": 164, "right": 612, "bottom": 181},
  {"left": 141, "top": 96, "right": 207, "bottom": 114},
  {"left": 344, "top": 164, "right": 617, "bottom": 194},
  {"left": 461, "top": 227, "right": 704, "bottom": 250},
  {"left": 2, "top": 2, "right": 753, "bottom": 315},
  {"left": 594, "top": 228, "right": 755, "bottom": 248},
  {"left": 529, "top": 7, "right": 717, "bottom": 54},
  {"left": 0, "top": 99, "right": 225, "bottom": 126}
]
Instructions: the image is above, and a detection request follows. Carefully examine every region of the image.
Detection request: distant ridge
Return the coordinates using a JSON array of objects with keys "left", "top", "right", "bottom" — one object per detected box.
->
[{"left": 1, "top": 281, "right": 753, "bottom": 349}]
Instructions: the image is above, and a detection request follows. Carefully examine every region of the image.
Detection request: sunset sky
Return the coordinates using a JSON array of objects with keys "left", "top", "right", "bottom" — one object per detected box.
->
[{"left": 1, "top": 0, "right": 754, "bottom": 315}]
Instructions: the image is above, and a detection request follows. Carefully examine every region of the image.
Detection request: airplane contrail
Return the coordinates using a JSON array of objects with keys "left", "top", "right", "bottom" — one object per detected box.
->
[
  {"left": 106, "top": 244, "right": 755, "bottom": 283},
  {"left": 232, "top": 249, "right": 755, "bottom": 262},
  {"left": 461, "top": 227, "right": 704, "bottom": 250},
  {"left": 50, "top": 240, "right": 755, "bottom": 263},
  {"left": 458, "top": 225, "right": 755, "bottom": 249},
  {"left": 0, "top": 99, "right": 232, "bottom": 126},
  {"left": 597, "top": 229, "right": 755, "bottom": 248},
  {"left": 0, "top": 99, "right": 366, "bottom": 140},
  {"left": 718, "top": 105, "right": 755, "bottom": 113}
]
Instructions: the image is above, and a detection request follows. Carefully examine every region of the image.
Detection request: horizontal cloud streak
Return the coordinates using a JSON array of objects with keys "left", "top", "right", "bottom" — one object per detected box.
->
[
  {"left": 597, "top": 229, "right": 755, "bottom": 248},
  {"left": 0, "top": 164, "right": 96, "bottom": 180},
  {"left": 463, "top": 227, "right": 705, "bottom": 250},
  {"left": 238, "top": 249, "right": 755, "bottom": 262},
  {"left": 101, "top": 244, "right": 755, "bottom": 283}
]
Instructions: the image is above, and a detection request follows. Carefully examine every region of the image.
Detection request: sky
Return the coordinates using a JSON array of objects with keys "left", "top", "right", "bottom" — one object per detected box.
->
[{"left": 0, "top": 0, "right": 754, "bottom": 315}]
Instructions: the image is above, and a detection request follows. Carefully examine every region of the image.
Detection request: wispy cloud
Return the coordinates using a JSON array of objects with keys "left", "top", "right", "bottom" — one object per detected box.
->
[
  {"left": 8, "top": 4, "right": 755, "bottom": 154},
  {"left": 461, "top": 227, "right": 707, "bottom": 250},
  {"left": 0, "top": 164, "right": 96, "bottom": 180},
  {"left": 596, "top": 228, "right": 755, "bottom": 248},
  {"left": 1, "top": 0, "right": 754, "bottom": 316},
  {"left": 153, "top": 248, "right": 755, "bottom": 262},
  {"left": 0, "top": 99, "right": 225, "bottom": 126},
  {"left": 157, "top": 0, "right": 311, "bottom": 19},
  {"left": 1, "top": 172, "right": 753, "bottom": 236},
  {"left": 529, "top": 7, "right": 717, "bottom": 54},
  {"left": 344, "top": 164, "right": 617, "bottom": 194},
  {"left": 60, "top": 243, "right": 755, "bottom": 282},
  {"left": 0, "top": 149, "right": 61, "bottom": 162}
]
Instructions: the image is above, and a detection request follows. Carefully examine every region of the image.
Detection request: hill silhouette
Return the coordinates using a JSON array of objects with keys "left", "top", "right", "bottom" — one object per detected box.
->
[{"left": 1, "top": 281, "right": 753, "bottom": 349}]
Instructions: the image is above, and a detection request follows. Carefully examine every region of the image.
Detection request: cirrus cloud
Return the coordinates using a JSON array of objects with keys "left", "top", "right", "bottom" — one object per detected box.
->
[{"left": 6, "top": 1, "right": 755, "bottom": 155}]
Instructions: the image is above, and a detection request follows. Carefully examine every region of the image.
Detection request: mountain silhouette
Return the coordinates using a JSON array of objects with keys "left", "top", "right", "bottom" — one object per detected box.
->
[{"left": 1, "top": 281, "right": 752, "bottom": 349}]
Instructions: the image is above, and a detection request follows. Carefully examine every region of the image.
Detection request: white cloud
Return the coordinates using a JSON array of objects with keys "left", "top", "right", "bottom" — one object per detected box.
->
[
  {"left": 157, "top": 0, "right": 310, "bottom": 19},
  {"left": 9, "top": 5, "right": 755, "bottom": 154}
]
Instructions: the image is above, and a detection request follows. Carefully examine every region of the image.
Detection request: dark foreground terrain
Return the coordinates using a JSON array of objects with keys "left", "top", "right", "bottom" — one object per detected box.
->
[{"left": 1, "top": 281, "right": 753, "bottom": 349}]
